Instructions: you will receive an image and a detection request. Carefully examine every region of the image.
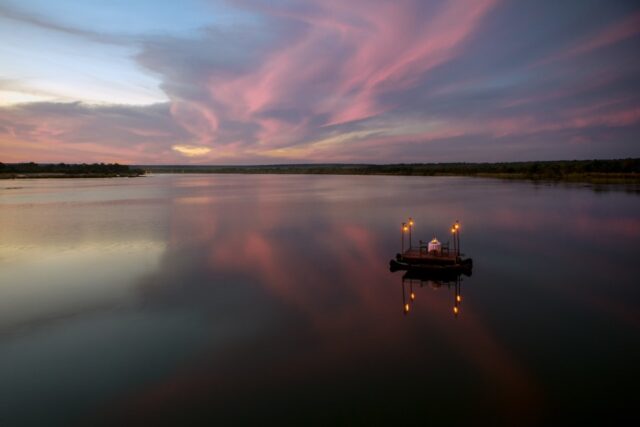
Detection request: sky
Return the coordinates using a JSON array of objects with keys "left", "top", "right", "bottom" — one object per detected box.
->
[{"left": 1, "top": 0, "right": 639, "bottom": 164}]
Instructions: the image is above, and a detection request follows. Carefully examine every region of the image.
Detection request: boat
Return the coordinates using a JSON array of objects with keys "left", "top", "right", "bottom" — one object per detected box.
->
[{"left": 389, "top": 219, "right": 473, "bottom": 274}]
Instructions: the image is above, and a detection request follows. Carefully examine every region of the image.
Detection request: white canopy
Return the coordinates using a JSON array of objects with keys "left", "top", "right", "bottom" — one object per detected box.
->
[{"left": 428, "top": 238, "right": 441, "bottom": 253}]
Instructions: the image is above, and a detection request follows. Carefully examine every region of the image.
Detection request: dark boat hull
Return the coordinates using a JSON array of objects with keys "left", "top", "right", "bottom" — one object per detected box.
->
[{"left": 389, "top": 257, "right": 473, "bottom": 275}]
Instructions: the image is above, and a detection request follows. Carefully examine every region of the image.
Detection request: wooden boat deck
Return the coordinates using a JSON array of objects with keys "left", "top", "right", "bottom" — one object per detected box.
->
[{"left": 401, "top": 249, "right": 459, "bottom": 262}]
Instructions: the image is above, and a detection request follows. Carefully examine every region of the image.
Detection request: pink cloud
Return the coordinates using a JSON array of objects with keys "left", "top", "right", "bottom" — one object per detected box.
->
[
  {"left": 0, "top": 103, "right": 188, "bottom": 163},
  {"left": 200, "top": 0, "right": 499, "bottom": 147},
  {"left": 536, "top": 12, "right": 640, "bottom": 66},
  {"left": 565, "top": 12, "right": 640, "bottom": 58},
  {"left": 169, "top": 100, "right": 218, "bottom": 144}
]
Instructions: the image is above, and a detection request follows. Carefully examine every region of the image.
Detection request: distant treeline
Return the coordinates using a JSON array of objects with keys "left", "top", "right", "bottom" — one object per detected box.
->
[
  {"left": 0, "top": 162, "right": 145, "bottom": 178},
  {"left": 3, "top": 160, "right": 639, "bottom": 182},
  {"left": 140, "top": 158, "right": 640, "bottom": 183}
]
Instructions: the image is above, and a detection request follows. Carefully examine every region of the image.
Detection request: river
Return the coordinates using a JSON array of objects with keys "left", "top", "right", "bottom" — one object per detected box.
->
[{"left": 1, "top": 174, "right": 638, "bottom": 425}]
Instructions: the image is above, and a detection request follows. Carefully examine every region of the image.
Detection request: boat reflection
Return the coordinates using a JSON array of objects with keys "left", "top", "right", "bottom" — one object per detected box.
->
[{"left": 400, "top": 269, "right": 468, "bottom": 318}]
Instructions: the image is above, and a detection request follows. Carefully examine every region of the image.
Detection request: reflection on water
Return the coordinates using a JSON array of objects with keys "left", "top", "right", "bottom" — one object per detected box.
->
[
  {"left": 399, "top": 270, "right": 468, "bottom": 318},
  {"left": 0, "top": 175, "right": 639, "bottom": 425}
]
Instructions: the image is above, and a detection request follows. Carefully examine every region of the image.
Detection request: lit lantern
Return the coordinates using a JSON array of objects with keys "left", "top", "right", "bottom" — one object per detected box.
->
[{"left": 408, "top": 218, "right": 414, "bottom": 249}]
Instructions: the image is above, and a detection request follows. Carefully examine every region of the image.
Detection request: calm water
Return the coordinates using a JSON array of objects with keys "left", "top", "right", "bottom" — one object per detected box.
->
[{"left": 1, "top": 175, "right": 639, "bottom": 425}]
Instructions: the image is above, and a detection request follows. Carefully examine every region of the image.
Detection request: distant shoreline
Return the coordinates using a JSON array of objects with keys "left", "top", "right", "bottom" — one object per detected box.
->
[
  {"left": 0, "top": 162, "right": 144, "bottom": 179},
  {"left": 138, "top": 159, "right": 640, "bottom": 184},
  {"left": 142, "top": 170, "right": 640, "bottom": 185},
  {"left": 1, "top": 173, "right": 144, "bottom": 179},
  {"left": 2, "top": 160, "right": 639, "bottom": 184}
]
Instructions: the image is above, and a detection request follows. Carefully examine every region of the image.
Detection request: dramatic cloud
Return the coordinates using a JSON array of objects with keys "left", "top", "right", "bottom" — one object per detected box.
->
[{"left": 1, "top": 0, "right": 639, "bottom": 163}]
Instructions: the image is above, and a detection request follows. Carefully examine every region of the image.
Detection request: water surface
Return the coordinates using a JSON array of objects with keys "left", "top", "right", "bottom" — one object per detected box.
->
[{"left": 1, "top": 175, "right": 639, "bottom": 425}]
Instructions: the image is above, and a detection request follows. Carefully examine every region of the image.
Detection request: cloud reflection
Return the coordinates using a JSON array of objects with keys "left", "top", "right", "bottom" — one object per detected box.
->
[{"left": 109, "top": 175, "right": 544, "bottom": 424}]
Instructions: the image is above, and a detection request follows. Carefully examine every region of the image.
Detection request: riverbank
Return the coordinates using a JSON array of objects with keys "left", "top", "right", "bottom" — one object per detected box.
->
[
  {"left": 139, "top": 159, "right": 640, "bottom": 184},
  {"left": 3, "top": 160, "right": 638, "bottom": 184},
  {"left": 0, "top": 163, "right": 145, "bottom": 179},
  {"left": 1, "top": 172, "right": 144, "bottom": 179},
  {"left": 472, "top": 172, "right": 640, "bottom": 184}
]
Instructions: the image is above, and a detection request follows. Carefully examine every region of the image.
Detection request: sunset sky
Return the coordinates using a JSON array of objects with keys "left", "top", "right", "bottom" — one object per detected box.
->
[{"left": 1, "top": 0, "right": 639, "bottom": 164}]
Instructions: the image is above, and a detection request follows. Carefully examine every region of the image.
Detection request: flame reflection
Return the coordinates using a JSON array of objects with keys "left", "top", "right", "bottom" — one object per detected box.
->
[{"left": 400, "top": 269, "right": 467, "bottom": 318}]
